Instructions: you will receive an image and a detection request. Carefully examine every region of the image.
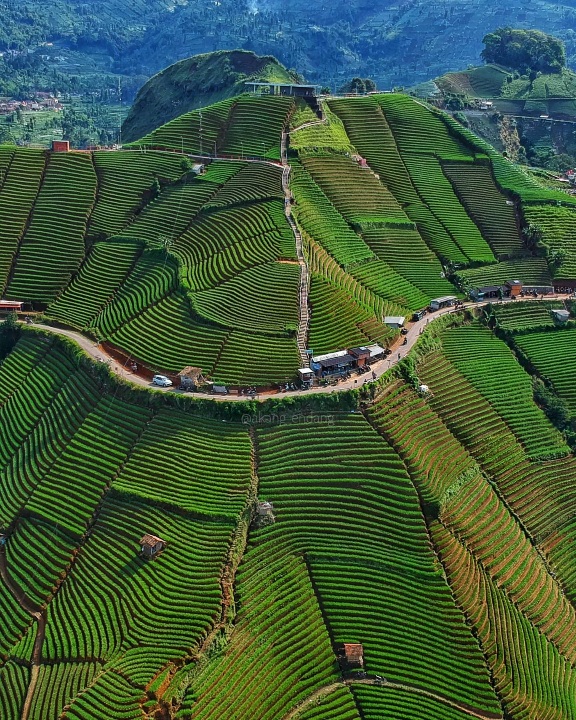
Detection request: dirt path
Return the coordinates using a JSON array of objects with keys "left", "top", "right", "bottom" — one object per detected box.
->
[
  {"left": 282, "top": 677, "right": 503, "bottom": 720},
  {"left": 24, "top": 295, "right": 571, "bottom": 402},
  {"left": 281, "top": 131, "right": 310, "bottom": 365}
]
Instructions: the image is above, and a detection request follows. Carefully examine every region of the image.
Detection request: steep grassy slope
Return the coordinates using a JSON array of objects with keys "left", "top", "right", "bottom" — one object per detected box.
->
[
  {"left": 122, "top": 50, "right": 298, "bottom": 143},
  {"left": 437, "top": 64, "right": 576, "bottom": 116}
]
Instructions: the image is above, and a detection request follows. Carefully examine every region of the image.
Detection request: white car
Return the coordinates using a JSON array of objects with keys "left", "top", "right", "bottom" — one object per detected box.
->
[{"left": 152, "top": 374, "right": 172, "bottom": 388}]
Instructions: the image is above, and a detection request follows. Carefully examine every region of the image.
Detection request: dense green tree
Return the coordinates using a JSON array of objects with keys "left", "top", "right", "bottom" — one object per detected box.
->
[
  {"left": 482, "top": 28, "right": 566, "bottom": 74},
  {"left": 0, "top": 312, "right": 20, "bottom": 360}
]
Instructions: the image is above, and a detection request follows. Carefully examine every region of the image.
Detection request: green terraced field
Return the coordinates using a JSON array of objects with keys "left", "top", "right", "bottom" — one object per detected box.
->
[
  {"left": 0, "top": 92, "right": 573, "bottom": 386},
  {"left": 3, "top": 308, "right": 576, "bottom": 718},
  {"left": 487, "top": 300, "right": 567, "bottom": 332},
  {"left": 4, "top": 89, "right": 576, "bottom": 719},
  {"left": 515, "top": 328, "right": 576, "bottom": 412}
]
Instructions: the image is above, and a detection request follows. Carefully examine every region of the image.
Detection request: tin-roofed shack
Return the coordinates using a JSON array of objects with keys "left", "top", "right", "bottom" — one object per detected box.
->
[
  {"left": 429, "top": 296, "right": 457, "bottom": 311},
  {"left": 383, "top": 316, "right": 405, "bottom": 329},
  {"left": 0, "top": 300, "right": 23, "bottom": 313},
  {"left": 552, "top": 309, "right": 571, "bottom": 323},
  {"left": 470, "top": 285, "right": 502, "bottom": 301},
  {"left": 311, "top": 350, "right": 354, "bottom": 377}
]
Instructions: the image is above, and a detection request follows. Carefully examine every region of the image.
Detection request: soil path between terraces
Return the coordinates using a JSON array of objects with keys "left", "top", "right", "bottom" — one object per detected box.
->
[
  {"left": 23, "top": 295, "right": 571, "bottom": 401},
  {"left": 281, "top": 677, "right": 503, "bottom": 720},
  {"left": 0, "top": 547, "right": 46, "bottom": 720}
]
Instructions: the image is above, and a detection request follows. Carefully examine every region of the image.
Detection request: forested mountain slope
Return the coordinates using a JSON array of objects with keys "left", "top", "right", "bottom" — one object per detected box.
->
[{"left": 5, "top": 0, "right": 576, "bottom": 93}]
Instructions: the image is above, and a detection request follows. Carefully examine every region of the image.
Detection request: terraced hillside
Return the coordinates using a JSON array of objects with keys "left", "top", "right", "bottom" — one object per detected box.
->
[
  {"left": 3, "top": 304, "right": 576, "bottom": 718},
  {"left": 1, "top": 92, "right": 576, "bottom": 388}
]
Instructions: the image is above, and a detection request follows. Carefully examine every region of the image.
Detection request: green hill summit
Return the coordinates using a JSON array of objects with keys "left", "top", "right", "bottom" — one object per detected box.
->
[{"left": 121, "top": 50, "right": 300, "bottom": 143}]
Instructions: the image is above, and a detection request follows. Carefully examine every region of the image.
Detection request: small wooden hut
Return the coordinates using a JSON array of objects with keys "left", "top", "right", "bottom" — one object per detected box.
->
[{"left": 140, "top": 534, "right": 166, "bottom": 558}]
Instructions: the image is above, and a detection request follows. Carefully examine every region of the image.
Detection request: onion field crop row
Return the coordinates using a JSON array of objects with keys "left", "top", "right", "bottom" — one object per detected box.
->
[
  {"left": 361, "top": 226, "right": 456, "bottom": 300},
  {"left": 127, "top": 97, "right": 234, "bottom": 156},
  {"left": 0, "top": 334, "right": 254, "bottom": 717},
  {"left": 7, "top": 152, "right": 97, "bottom": 303},
  {"left": 308, "top": 274, "right": 391, "bottom": 354},
  {"left": 301, "top": 155, "right": 407, "bottom": 227},
  {"left": 523, "top": 204, "right": 576, "bottom": 278},
  {"left": 438, "top": 324, "right": 568, "bottom": 459},
  {"left": 291, "top": 162, "right": 376, "bottom": 266},
  {"left": 328, "top": 98, "right": 471, "bottom": 265},
  {"left": 433, "top": 521, "right": 576, "bottom": 719},
  {"left": 442, "top": 162, "right": 523, "bottom": 258},
  {"left": 487, "top": 300, "right": 566, "bottom": 332},
  {"left": 185, "top": 538, "right": 338, "bottom": 720},
  {"left": 0, "top": 148, "right": 46, "bottom": 292},
  {"left": 515, "top": 328, "right": 576, "bottom": 411},
  {"left": 253, "top": 416, "right": 501, "bottom": 715}
]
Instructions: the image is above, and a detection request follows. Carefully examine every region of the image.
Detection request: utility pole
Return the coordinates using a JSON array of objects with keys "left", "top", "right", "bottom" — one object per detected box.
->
[
  {"left": 199, "top": 110, "right": 203, "bottom": 156},
  {"left": 117, "top": 77, "right": 122, "bottom": 147}
]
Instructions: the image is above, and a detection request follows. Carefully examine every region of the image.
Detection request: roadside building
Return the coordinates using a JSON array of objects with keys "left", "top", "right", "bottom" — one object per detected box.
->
[
  {"left": 505, "top": 280, "right": 523, "bottom": 298},
  {"left": 383, "top": 316, "right": 405, "bottom": 329},
  {"left": 0, "top": 300, "right": 23, "bottom": 313},
  {"left": 297, "top": 368, "right": 314, "bottom": 387},
  {"left": 365, "top": 344, "right": 385, "bottom": 361},
  {"left": 429, "top": 296, "right": 457, "bottom": 311},
  {"left": 311, "top": 350, "right": 354, "bottom": 377},
  {"left": 348, "top": 347, "right": 371, "bottom": 367},
  {"left": 470, "top": 285, "right": 502, "bottom": 301}
]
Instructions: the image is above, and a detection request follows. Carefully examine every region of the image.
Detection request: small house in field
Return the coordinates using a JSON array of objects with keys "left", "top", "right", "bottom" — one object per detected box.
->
[
  {"left": 191, "top": 163, "right": 205, "bottom": 175},
  {"left": 0, "top": 533, "right": 6, "bottom": 547},
  {"left": 335, "top": 642, "right": 365, "bottom": 669},
  {"left": 51, "top": 140, "right": 70, "bottom": 152},
  {"left": 140, "top": 534, "right": 166, "bottom": 559},
  {"left": 255, "top": 501, "right": 275, "bottom": 526},
  {"left": 552, "top": 309, "right": 570, "bottom": 323},
  {"left": 257, "top": 501, "right": 274, "bottom": 517}
]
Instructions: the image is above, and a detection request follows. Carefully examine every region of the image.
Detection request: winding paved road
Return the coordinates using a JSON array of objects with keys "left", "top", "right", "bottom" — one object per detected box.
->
[{"left": 24, "top": 294, "right": 572, "bottom": 401}]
